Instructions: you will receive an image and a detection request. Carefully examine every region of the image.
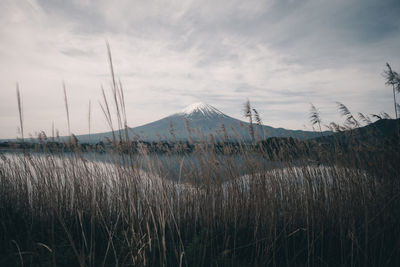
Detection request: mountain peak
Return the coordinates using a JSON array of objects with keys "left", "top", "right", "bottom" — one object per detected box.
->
[{"left": 180, "top": 102, "right": 224, "bottom": 117}]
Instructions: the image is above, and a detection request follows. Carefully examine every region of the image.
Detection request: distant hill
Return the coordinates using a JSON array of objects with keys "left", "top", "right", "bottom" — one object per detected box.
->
[
  {"left": 313, "top": 118, "right": 400, "bottom": 146},
  {"left": 77, "top": 102, "right": 328, "bottom": 143},
  {"left": 252, "top": 118, "right": 400, "bottom": 167}
]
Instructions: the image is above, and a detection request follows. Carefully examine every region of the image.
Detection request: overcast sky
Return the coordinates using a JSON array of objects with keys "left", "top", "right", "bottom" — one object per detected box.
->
[{"left": 1, "top": 0, "right": 399, "bottom": 138}]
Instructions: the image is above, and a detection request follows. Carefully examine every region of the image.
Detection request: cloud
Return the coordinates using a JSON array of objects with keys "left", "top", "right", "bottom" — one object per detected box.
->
[{"left": 0, "top": 0, "right": 399, "bottom": 138}]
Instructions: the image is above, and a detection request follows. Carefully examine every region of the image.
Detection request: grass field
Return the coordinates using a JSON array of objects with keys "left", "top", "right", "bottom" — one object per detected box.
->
[
  {"left": 1, "top": 53, "right": 399, "bottom": 266},
  {"left": 0, "top": 132, "right": 399, "bottom": 266}
]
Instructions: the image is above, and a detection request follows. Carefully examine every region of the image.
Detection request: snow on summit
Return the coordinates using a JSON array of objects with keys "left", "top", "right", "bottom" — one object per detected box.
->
[{"left": 180, "top": 102, "right": 224, "bottom": 117}]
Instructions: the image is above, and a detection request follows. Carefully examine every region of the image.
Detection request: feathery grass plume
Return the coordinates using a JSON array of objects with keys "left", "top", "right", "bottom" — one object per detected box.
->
[
  {"left": 16, "top": 83, "right": 24, "bottom": 141},
  {"left": 336, "top": 102, "right": 360, "bottom": 129},
  {"left": 383, "top": 63, "right": 399, "bottom": 118},
  {"left": 252, "top": 108, "right": 263, "bottom": 141},
  {"left": 384, "top": 63, "right": 398, "bottom": 86},
  {"left": 63, "top": 81, "right": 71, "bottom": 139},
  {"left": 309, "top": 104, "right": 323, "bottom": 134},
  {"left": 358, "top": 112, "right": 372, "bottom": 125},
  {"left": 326, "top": 122, "right": 344, "bottom": 132},
  {"left": 379, "top": 112, "right": 391, "bottom": 119},
  {"left": 396, "top": 75, "right": 400, "bottom": 93},
  {"left": 336, "top": 102, "right": 351, "bottom": 117},
  {"left": 371, "top": 113, "right": 382, "bottom": 120},
  {"left": 252, "top": 108, "right": 262, "bottom": 125},
  {"left": 244, "top": 100, "right": 254, "bottom": 142}
]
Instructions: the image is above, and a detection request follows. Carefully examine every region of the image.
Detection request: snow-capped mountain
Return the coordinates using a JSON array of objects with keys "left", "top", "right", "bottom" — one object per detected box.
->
[
  {"left": 179, "top": 102, "right": 224, "bottom": 118},
  {"left": 78, "top": 102, "right": 325, "bottom": 143}
]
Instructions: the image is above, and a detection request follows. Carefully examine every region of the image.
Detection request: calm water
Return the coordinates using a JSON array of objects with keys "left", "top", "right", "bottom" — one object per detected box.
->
[{"left": 1, "top": 149, "right": 283, "bottom": 182}]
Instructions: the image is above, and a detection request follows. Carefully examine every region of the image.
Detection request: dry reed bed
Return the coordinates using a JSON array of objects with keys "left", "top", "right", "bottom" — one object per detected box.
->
[
  {"left": 1, "top": 150, "right": 399, "bottom": 266},
  {"left": 1, "top": 52, "right": 399, "bottom": 266}
]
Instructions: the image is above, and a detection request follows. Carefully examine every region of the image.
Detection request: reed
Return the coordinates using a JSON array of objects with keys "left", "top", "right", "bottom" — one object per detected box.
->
[
  {"left": 1, "top": 137, "right": 399, "bottom": 267},
  {"left": 0, "top": 56, "right": 399, "bottom": 267},
  {"left": 16, "top": 83, "right": 24, "bottom": 141}
]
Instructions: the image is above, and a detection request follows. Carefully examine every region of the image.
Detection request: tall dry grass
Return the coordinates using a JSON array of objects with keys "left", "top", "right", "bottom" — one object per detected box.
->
[
  {"left": 0, "top": 51, "right": 399, "bottom": 266},
  {"left": 1, "top": 140, "right": 399, "bottom": 266}
]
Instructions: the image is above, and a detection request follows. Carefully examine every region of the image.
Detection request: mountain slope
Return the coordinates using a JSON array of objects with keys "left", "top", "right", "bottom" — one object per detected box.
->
[
  {"left": 313, "top": 118, "right": 400, "bottom": 146},
  {"left": 78, "top": 102, "right": 327, "bottom": 143}
]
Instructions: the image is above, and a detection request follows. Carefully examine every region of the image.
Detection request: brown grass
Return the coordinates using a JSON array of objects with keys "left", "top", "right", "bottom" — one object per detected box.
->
[{"left": 1, "top": 53, "right": 399, "bottom": 266}]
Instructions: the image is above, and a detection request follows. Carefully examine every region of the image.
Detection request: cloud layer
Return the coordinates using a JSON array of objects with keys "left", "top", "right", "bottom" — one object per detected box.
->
[{"left": 1, "top": 0, "right": 399, "bottom": 138}]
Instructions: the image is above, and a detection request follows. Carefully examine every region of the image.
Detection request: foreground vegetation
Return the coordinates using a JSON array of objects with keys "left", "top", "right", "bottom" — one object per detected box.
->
[
  {"left": 1, "top": 125, "right": 399, "bottom": 266},
  {"left": 1, "top": 51, "right": 399, "bottom": 266}
]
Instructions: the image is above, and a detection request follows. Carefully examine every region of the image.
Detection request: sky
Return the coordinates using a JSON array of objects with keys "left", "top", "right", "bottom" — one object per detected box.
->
[{"left": 1, "top": 0, "right": 400, "bottom": 139}]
